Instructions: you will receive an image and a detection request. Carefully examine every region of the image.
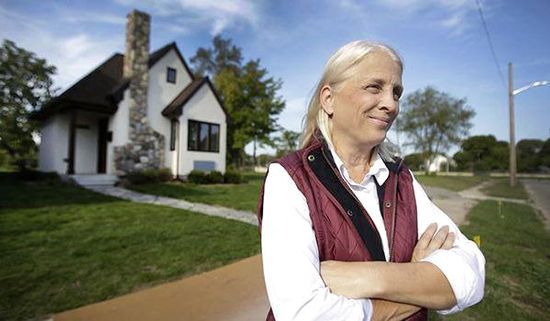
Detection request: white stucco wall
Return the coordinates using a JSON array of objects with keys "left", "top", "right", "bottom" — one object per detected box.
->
[
  {"left": 107, "top": 89, "right": 131, "bottom": 174},
  {"left": 179, "top": 85, "right": 227, "bottom": 175},
  {"left": 38, "top": 113, "right": 69, "bottom": 173},
  {"left": 147, "top": 47, "right": 194, "bottom": 173}
]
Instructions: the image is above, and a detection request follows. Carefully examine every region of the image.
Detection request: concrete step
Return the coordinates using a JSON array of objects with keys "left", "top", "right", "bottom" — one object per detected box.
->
[{"left": 70, "top": 174, "right": 118, "bottom": 187}]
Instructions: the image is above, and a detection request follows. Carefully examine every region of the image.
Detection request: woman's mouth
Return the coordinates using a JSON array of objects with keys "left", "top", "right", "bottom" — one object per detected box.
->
[{"left": 368, "top": 115, "right": 390, "bottom": 127}]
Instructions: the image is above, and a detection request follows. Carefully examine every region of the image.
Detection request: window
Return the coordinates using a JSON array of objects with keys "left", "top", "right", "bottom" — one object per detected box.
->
[
  {"left": 188, "top": 120, "right": 220, "bottom": 152},
  {"left": 170, "top": 120, "right": 178, "bottom": 151},
  {"left": 167, "top": 67, "right": 176, "bottom": 83}
]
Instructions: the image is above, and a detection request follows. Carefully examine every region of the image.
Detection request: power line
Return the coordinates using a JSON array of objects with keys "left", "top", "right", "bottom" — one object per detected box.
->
[{"left": 475, "top": 0, "right": 507, "bottom": 89}]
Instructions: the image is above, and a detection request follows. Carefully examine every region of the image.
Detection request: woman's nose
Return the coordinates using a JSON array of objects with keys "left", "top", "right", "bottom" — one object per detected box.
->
[{"left": 379, "top": 90, "right": 399, "bottom": 114}]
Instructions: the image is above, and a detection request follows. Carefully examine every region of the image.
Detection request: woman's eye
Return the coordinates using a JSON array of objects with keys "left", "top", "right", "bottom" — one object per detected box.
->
[{"left": 365, "top": 85, "right": 381, "bottom": 93}]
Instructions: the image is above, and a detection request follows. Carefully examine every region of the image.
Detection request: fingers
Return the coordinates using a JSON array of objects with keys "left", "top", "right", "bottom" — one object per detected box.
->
[
  {"left": 441, "top": 231, "right": 455, "bottom": 250},
  {"left": 416, "top": 222, "right": 438, "bottom": 250},
  {"left": 426, "top": 225, "right": 449, "bottom": 251}
]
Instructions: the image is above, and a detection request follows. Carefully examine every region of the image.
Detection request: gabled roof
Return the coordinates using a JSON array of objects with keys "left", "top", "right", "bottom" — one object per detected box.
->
[
  {"left": 162, "top": 77, "right": 228, "bottom": 119},
  {"left": 32, "top": 42, "right": 195, "bottom": 121}
]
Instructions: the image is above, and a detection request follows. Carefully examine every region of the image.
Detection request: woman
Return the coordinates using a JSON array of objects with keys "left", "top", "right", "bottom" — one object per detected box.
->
[{"left": 257, "top": 41, "right": 485, "bottom": 321}]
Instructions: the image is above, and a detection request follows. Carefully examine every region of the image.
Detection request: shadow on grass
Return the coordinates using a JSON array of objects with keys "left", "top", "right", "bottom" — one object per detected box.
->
[{"left": 0, "top": 172, "right": 121, "bottom": 210}]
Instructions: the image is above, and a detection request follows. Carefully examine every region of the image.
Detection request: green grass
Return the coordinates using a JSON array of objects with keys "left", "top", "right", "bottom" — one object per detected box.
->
[
  {"left": 0, "top": 173, "right": 260, "bottom": 321},
  {"left": 128, "top": 172, "right": 266, "bottom": 212},
  {"left": 481, "top": 179, "right": 529, "bottom": 200},
  {"left": 415, "top": 175, "right": 488, "bottom": 191},
  {"left": 430, "top": 200, "right": 550, "bottom": 320}
]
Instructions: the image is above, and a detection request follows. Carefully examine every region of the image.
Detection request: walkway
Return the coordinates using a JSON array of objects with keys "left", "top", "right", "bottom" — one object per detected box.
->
[
  {"left": 522, "top": 179, "right": 550, "bottom": 230},
  {"left": 86, "top": 185, "right": 258, "bottom": 226},
  {"left": 55, "top": 255, "right": 268, "bottom": 321}
]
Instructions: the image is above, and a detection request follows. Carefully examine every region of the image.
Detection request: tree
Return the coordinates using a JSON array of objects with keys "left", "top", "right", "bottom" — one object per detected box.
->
[
  {"left": 275, "top": 129, "right": 300, "bottom": 157},
  {"left": 517, "top": 139, "right": 543, "bottom": 173},
  {"left": 397, "top": 87, "right": 475, "bottom": 169},
  {"left": 539, "top": 138, "right": 550, "bottom": 170},
  {"left": 453, "top": 135, "right": 508, "bottom": 172},
  {"left": 403, "top": 152, "right": 426, "bottom": 171},
  {"left": 0, "top": 40, "right": 56, "bottom": 171},
  {"left": 190, "top": 36, "right": 285, "bottom": 167}
]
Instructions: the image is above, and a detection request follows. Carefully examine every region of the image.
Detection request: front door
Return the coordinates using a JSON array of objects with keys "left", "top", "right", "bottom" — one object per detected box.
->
[{"left": 97, "top": 118, "right": 108, "bottom": 173}]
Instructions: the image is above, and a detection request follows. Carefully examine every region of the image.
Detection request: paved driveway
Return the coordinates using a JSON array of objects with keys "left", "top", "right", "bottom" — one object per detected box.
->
[{"left": 522, "top": 179, "right": 550, "bottom": 230}]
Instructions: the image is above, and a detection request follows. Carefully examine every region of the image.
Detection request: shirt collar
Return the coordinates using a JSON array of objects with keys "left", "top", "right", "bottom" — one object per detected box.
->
[{"left": 328, "top": 144, "right": 389, "bottom": 187}]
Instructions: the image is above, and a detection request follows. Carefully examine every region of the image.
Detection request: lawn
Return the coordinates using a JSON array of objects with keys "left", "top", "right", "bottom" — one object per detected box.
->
[
  {"left": 415, "top": 174, "right": 488, "bottom": 191},
  {"left": 128, "top": 172, "right": 266, "bottom": 212},
  {"left": 0, "top": 173, "right": 260, "bottom": 321},
  {"left": 430, "top": 200, "right": 550, "bottom": 321},
  {"left": 481, "top": 178, "right": 529, "bottom": 200}
]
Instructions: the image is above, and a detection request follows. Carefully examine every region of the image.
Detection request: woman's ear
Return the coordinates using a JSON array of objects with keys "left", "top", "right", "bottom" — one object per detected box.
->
[{"left": 320, "top": 85, "right": 334, "bottom": 117}]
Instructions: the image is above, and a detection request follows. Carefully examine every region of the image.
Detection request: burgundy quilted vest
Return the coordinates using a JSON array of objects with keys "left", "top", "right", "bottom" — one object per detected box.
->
[{"left": 257, "top": 140, "right": 428, "bottom": 321}]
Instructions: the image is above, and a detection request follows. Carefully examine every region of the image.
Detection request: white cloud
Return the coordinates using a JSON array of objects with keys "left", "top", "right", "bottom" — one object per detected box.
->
[
  {"left": 0, "top": 4, "right": 120, "bottom": 91},
  {"left": 61, "top": 12, "right": 126, "bottom": 25},
  {"left": 114, "top": 0, "right": 260, "bottom": 35},
  {"left": 375, "top": 0, "right": 480, "bottom": 36}
]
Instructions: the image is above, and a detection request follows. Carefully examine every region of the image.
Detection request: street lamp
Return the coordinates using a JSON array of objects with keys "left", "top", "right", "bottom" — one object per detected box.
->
[{"left": 508, "top": 62, "right": 548, "bottom": 187}]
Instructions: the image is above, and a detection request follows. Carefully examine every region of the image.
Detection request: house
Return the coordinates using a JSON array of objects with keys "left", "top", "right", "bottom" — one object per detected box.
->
[
  {"left": 426, "top": 154, "right": 455, "bottom": 173},
  {"left": 33, "top": 10, "right": 227, "bottom": 180}
]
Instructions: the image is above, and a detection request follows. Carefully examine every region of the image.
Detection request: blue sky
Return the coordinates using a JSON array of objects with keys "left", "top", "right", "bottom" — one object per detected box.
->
[{"left": 1, "top": 0, "right": 549, "bottom": 156}]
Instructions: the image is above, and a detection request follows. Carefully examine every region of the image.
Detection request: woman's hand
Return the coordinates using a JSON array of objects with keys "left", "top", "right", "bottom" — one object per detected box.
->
[{"left": 412, "top": 223, "right": 455, "bottom": 262}]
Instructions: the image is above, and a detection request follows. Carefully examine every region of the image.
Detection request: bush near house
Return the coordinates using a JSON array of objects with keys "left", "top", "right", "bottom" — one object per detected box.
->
[
  {"left": 124, "top": 168, "right": 172, "bottom": 185},
  {"left": 187, "top": 170, "right": 243, "bottom": 185}
]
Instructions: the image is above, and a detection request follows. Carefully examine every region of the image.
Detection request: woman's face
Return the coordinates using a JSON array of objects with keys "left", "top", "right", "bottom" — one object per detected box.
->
[{"left": 322, "top": 50, "right": 403, "bottom": 150}]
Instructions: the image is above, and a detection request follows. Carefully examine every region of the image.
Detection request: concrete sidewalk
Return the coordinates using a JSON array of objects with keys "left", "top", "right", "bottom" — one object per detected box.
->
[{"left": 55, "top": 255, "right": 269, "bottom": 321}]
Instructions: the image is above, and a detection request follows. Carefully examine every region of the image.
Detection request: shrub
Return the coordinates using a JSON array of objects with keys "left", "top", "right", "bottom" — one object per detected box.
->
[
  {"left": 126, "top": 168, "right": 173, "bottom": 185},
  {"left": 208, "top": 171, "right": 224, "bottom": 184},
  {"left": 187, "top": 170, "right": 208, "bottom": 184},
  {"left": 224, "top": 170, "right": 243, "bottom": 184}
]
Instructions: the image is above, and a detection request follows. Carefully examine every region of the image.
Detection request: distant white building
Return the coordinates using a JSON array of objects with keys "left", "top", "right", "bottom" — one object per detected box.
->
[
  {"left": 33, "top": 10, "right": 227, "bottom": 178},
  {"left": 426, "top": 154, "right": 455, "bottom": 173}
]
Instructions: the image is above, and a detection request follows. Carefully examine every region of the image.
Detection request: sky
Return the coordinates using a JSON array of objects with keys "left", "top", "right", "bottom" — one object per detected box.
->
[{"left": 1, "top": 0, "right": 549, "bottom": 156}]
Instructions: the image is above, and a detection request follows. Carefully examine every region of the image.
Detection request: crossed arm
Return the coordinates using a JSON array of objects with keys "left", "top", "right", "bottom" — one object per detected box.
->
[
  {"left": 321, "top": 223, "right": 457, "bottom": 321},
  {"left": 262, "top": 164, "right": 485, "bottom": 321}
]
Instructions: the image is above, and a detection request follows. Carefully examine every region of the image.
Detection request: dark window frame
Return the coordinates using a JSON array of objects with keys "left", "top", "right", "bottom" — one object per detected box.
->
[
  {"left": 166, "top": 67, "right": 177, "bottom": 84},
  {"left": 187, "top": 120, "right": 220, "bottom": 153}
]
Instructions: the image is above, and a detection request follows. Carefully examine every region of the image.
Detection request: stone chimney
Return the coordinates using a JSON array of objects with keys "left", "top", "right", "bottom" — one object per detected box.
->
[{"left": 114, "top": 10, "right": 165, "bottom": 175}]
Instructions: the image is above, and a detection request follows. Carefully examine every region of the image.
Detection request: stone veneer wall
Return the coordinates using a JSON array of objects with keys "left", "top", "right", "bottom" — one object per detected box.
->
[{"left": 114, "top": 10, "right": 165, "bottom": 175}]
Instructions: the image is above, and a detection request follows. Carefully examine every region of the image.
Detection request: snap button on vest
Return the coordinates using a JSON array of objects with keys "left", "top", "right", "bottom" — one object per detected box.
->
[
  {"left": 346, "top": 209, "right": 353, "bottom": 217},
  {"left": 307, "top": 154, "right": 315, "bottom": 162},
  {"left": 385, "top": 202, "right": 391, "bottom": 208}
]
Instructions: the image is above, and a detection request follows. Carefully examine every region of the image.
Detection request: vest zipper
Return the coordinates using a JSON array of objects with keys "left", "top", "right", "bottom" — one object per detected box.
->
[{"left": 389, "top": 159, "right": 403, "bottom": 262}]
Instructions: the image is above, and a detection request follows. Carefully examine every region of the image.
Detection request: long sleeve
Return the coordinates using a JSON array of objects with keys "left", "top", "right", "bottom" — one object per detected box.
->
[
  {"left": 261, "top": 163, "right": 372, "bottom": 321},
  {"left": 412, "top": 173, "right": 486, "bottom": 315}
]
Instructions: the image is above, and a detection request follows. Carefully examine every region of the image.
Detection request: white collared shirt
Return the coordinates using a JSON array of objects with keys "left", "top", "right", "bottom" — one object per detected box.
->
[{"left": 261, "top": 149, "right": 485, "bottom": 321}]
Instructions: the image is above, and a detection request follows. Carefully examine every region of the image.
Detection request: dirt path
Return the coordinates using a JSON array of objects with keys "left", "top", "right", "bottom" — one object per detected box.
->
[
  {"left": 425, "top": 186, "right": 478, "bottom": 225},
  {"left": 55, "top": 255, "right": 269, "bottom": 321}
]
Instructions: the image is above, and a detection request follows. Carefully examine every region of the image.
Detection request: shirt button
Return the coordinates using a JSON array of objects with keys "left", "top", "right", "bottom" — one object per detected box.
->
[
  {"left": 385, "top": 202, "right": 391, "bottom": 208},
  {"left": 346, "top": 209, "right": 353, "bottom": 217}
]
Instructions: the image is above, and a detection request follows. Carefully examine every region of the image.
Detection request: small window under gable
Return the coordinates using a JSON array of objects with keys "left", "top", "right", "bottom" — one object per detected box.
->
[{"left": 167, "top": 67, "right": 177, "bottom": 84}]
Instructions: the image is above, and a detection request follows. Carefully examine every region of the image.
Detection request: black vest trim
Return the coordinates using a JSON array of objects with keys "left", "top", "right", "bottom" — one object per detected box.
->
[{"left": 306, "top": 145, "right": 386, "bottom": 261}]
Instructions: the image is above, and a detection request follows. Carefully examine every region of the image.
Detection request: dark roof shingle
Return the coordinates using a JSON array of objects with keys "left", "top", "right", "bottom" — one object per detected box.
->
[{"left": 33, "top": 43, "right": 195, "bottom": 121}]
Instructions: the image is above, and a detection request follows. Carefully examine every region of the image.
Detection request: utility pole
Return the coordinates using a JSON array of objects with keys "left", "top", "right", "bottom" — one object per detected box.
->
[{"left": 508, "top": 62, "right": 517, "bottom": 187}]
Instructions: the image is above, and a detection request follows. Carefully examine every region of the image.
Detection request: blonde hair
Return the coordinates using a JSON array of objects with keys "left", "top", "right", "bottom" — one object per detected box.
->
[{"left": 300, "top": 40, "right": 403, "bottom": 162}]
